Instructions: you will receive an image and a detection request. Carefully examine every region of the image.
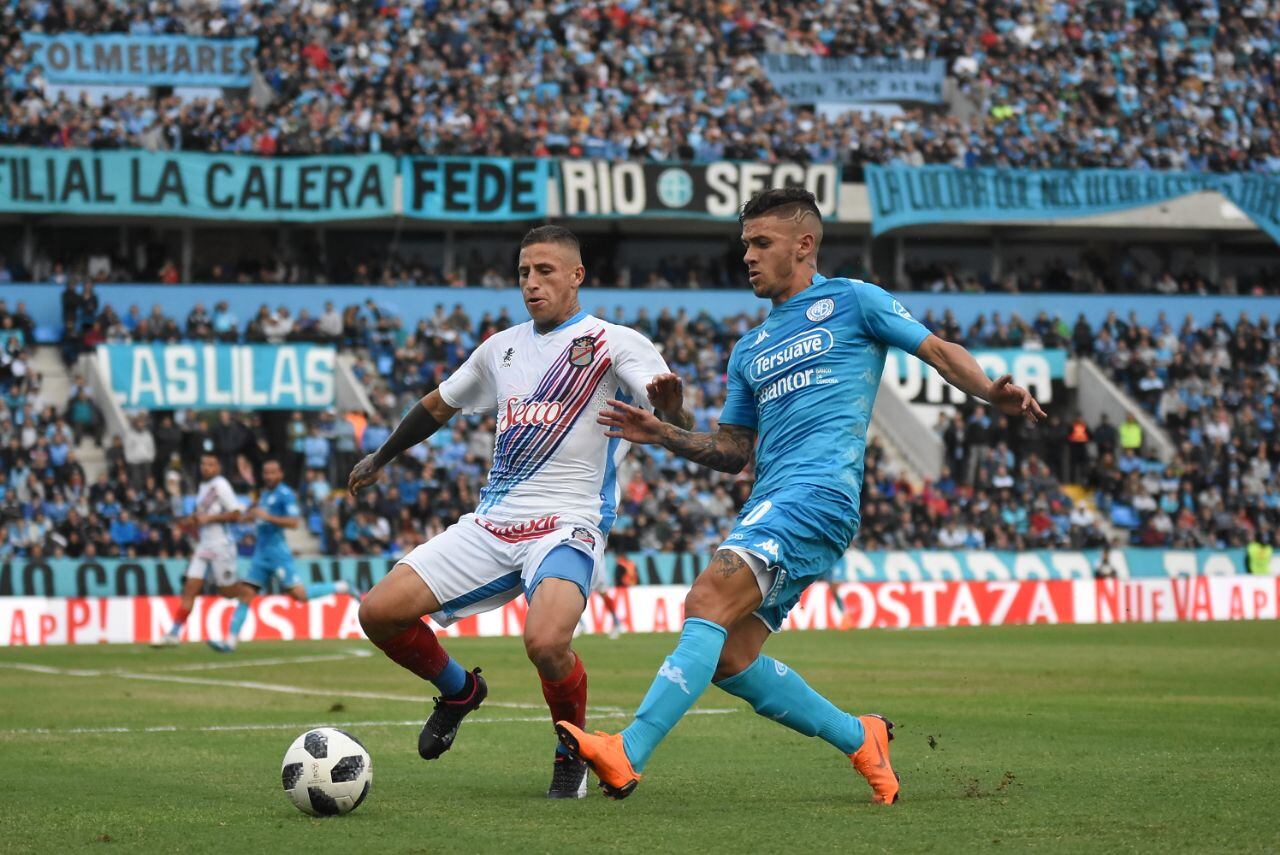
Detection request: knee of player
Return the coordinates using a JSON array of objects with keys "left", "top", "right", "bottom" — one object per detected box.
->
[
  {"left": 522, "top": 629, "right": 570, "bottom": 669},
  {"left": 357, "top": 597, "right": 389, "bottom": 637},
  {"left": 684, "top": 584, "right": 735, "bottom": 624}
]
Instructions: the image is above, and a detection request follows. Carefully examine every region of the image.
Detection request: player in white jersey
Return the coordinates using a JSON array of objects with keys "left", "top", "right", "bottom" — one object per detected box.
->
[
  {"left": 154, "top": 453, "right": 248, "bottom": 647},
  {"left": 350, "top": 225, "right": 690, "bottom": 799}
]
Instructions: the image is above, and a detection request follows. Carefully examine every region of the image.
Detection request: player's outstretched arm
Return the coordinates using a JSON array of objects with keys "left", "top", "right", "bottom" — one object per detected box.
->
[
  {"left": 599, "top": 398, "right": 755, "bottom": 473},
  {"left": 348, "top": 390, "right": 459, "bottom": 496},
  {"left": 915, "top": 334, "right": 1047, "bottom": 422}
]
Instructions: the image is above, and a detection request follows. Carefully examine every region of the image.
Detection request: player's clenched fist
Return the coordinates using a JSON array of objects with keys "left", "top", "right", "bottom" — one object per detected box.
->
[
  {"left": 598, "top": 398, "right": 667, "bottom": 445},
  {"left": 347, "top": 453, "right": 382, "bottom": 496}
]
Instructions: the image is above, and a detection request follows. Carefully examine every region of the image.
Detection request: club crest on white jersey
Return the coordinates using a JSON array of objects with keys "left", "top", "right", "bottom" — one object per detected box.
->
[{"left": 437, "top": 314, "right": 669, "bottom": 532}]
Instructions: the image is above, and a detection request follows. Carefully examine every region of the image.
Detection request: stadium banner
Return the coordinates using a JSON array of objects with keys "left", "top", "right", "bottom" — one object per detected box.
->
[
  {"left": 885, "top": 348, "right": 1069, "bottom": 405},
  {"left": 98, "top": 343, "right": 336, "bottom": 410},
  {"left": 21, "top": 33, "right": 257, "bottom": 87},
  {"left": 558, "top": 159, "right": 840, "bottom": 219},
  {"left": 0, "top": 549, "right": 1262, "bottom": 598},
  {"left": 401, "top": 156, "right": 550, "bottom": 220},
  {"left": 0, "top": 148, "right": 395, "bottom": 221},
  {"left": 865, "top": 165, "right": 1280, "bottom": 245},
  {"left": 3, "top": 576, "right": 1277, "bottom": 645},
  {"left": 761, "top": 55, "right": 947, "bottom": 105}
]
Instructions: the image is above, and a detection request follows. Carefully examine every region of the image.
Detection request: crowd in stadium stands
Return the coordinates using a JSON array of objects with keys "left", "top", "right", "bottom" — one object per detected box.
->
[
  {"left": 3, "top": 0, "right": 1278, "bottom": 173},
  {"left": 7, "top": 246, "right": 1278, "bottom": 299},
  {"left": 4, "top": 288, "right": 1274, "bottom": 561},
  {"left": 904, "top": 257, "right": 1280, "bottom": 298},
  {"left": 945, "top": 309, "right": 1280, "bottom": 549},
  {"left": 3, "top": 291, "right": 1113, "bottom": 563}
]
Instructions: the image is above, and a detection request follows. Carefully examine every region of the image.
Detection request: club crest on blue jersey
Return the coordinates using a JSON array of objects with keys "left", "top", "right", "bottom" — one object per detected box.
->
[
  {"left": 569, "top": 336, "right": 596, "bottom": 367},
  {"left": 806, "top": 298, "right": 835, "bottom": 322}
]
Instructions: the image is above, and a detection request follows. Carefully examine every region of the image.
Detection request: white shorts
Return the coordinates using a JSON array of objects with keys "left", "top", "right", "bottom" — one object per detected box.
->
[
  {"left": 398, "top": 513, "right": 605, "bottom": 627},
  {"left": 186, "top": 546, "right": 239, "bottom": 588}
]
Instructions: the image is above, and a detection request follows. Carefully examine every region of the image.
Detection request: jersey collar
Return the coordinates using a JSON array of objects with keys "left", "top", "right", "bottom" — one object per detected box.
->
[
  {"left": 538, "top": 309, "right": 587, "bottom": 336},
  {"left": 774, "top": 273, "right": 828, "bottom": 310}
]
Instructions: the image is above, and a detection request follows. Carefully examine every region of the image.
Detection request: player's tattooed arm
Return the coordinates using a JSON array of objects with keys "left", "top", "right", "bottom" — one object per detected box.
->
[
  {"left": 600, "top": 397, "right": 755, "bottom": 472},
  {"left": 348, "top": 390, "right": 459, "bottom": 495},
  {"left": 660, "top": 423, "right": 755, "bottom": 473}
]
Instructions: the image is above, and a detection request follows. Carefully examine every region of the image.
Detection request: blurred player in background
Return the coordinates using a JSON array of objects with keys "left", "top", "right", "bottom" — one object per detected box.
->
[
  {"left": 558, "top": 188, "right": 1045, "bottom": 804},
  {"left": 154, "top": 453, "right": 245, "bottom": 647},
  {"left": 208, "top": 458, "right": 349, "bottom": 653},
  {"left": 577, "top": 557, "right": 625, "bottom": 640},
  {"left": 349, "top": 225, "right": 691, "bottom": 798}
]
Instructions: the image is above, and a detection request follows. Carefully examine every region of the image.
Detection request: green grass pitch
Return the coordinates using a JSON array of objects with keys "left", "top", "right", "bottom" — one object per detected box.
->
[{"left": 2, "top": 621, "right": 1278, "bottom": 853}]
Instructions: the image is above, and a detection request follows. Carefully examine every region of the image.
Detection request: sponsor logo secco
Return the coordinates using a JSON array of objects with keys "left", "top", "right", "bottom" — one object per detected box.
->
[
  {"left": 749, "top": 328, "right": 833, "bottom": 383},
  {"left": 498, "top": 397, "right": 564, "bottom": 432}
]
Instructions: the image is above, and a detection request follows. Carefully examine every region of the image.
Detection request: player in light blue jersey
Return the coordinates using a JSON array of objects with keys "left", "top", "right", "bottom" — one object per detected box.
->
[
  {"left": 557, "top": 188, "right": 1045, "bottom": 803},
  {"left": 209, "top": 458, "right": 348, "bottom": 653}
]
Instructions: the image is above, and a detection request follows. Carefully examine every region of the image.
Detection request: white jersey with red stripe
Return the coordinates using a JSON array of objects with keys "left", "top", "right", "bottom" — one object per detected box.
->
[
  {"left": 438, "top": 310, "right": 669, "bottom": 533},
  {"left": 194, "top": 475, "right": 242, "bottom": 555}
]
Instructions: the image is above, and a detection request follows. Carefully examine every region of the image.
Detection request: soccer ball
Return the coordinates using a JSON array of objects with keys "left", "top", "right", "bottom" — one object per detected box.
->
[{"left": 280, "top": 728, "right": 372, "bottom": 817}]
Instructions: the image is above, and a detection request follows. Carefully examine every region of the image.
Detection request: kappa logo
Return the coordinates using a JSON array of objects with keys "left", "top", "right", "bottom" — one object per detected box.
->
[
  {"left": 658, "top": 659, "right": 691, "bottom": 694},
  {"left": 501, "top": 347, "right": 515, "bottom": 367},
  {"left": 753, "top": 329, "right": 770, "bottom": 346},
  {"left": 806, "top": 298, "right": 835, "bottom": 322},
  {"left": 755, "top": 538, "right": 780, "bottom": 560},
  {"left": 892, "top": 300, "right": 915, "bottom": 321},
  {"left": 568, "top": 335, "right": 596, "bottom": 368}
]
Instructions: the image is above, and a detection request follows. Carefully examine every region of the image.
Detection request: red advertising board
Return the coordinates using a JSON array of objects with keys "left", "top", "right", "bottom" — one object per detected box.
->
[{"left": 1, "top": 578, "right": 1276, "bottom": 646}]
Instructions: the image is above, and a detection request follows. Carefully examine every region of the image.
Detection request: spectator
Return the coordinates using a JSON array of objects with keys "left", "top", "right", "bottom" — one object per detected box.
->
[
  {"left": 1119, "top": 413, "right": 1144, "bottom": 455},
  {"left": 122, "top": 414, "right": 155, "bottom": 490}
]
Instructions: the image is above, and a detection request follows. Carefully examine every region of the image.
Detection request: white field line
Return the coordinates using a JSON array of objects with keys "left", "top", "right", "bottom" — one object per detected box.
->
[
  {"left": 3, "top": 662, "right": 752, "bottom": 717},
  {"left": 0, "top": 708, "right": 740, "bottom": 737},
  {"left": 143, "top": 651, "right": 375, "bottom": 672},
  {"left": 0, "top": 661, "right": 574, "bottom": 710}
]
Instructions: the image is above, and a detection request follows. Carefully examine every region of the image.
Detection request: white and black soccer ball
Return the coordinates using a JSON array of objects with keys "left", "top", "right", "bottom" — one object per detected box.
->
[{"left": 281, "top": 727, "right": 372, "bottom": 817}]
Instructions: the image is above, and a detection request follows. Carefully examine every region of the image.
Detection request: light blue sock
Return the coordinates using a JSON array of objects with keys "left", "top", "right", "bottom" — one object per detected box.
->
[
  {"left": 621, "top": 617, "right": 726, "bottom": 771},
  {"left": 228, "top": 601, "right": 250, "bottom": 640},
  {"left": 433, "top": 658, "right": 468, "bottom": 697},
  {"left": 306, "top": 582, "right": 338, "bottom": 598},
  {"left": 715, "top": 655, "right": 865, "bottom": 755}
]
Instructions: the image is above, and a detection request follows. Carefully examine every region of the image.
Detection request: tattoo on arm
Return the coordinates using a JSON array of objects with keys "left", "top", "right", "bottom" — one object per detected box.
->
[
  {"left": 660, "top": 423, "right": 755, "bottom": 473},
  {"left": 658, "top": 406, "right": 695, "bottom": 431}
]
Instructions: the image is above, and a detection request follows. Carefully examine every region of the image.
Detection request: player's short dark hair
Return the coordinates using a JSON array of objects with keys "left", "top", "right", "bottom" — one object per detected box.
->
[
  {"left": 739, "top": 187, "right": 822, "bottom": 227},
  {"left": 520, "top": 224, "right": 581, "bottom": 254},
  {"left": 262, "top": 457, "right": 283, "bottom": 469}
]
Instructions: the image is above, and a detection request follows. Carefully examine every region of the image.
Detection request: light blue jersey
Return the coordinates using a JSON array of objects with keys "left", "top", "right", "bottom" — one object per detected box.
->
[
  {"left": 720, "top": 273, "right": 930, "bottom": 629},
  {"left": 247, "top": 483, "right": 302, "bottom": 589},
  {"left": 256, "top": 484, "right": 300, "bottom": 556}
]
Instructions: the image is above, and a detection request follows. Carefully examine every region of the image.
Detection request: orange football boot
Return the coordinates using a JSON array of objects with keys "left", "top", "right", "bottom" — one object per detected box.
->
[
  {"left": 554, "top": 721, "right": 641, "bottom": 800},
  {"left": 849, "top": 714, "right": 901, "bottom": 804}
]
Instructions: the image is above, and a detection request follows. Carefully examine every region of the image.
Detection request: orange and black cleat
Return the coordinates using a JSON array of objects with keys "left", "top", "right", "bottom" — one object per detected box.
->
[
  {"left": 554, "top": 721, "right": 641, "bottom": 800},
  {"left": 849, "top": 714, "right": 901, "bottom": 804}
]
